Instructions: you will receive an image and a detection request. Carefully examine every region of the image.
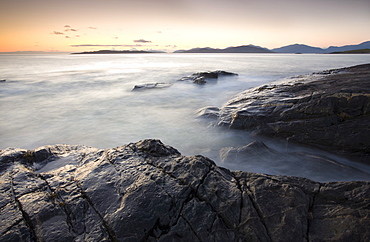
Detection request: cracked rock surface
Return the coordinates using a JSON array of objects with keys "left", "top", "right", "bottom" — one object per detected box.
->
[
  {"left": 217, "top": 64, "right": 370, "bottom": 162},
  {"left": 1, "top": 139, "right": 369, "bottom": 241}
]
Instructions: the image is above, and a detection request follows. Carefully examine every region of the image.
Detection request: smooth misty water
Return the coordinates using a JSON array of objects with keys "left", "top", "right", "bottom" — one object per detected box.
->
[{"left": 1, "top": 53, "right": 370, "bottom": 181}]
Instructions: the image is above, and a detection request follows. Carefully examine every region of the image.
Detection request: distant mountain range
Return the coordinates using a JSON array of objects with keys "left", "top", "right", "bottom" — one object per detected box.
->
[
  {"left": 272, "top": 41, "right": 370, "bottom": 53},
  {"left": 174, "top": 41, "right": 370, "bottom": 54},
  {"left": 271, "top": 44, "right": 324, "bottom": 53},
  {"left": 174, "top": 45, "right": 273, "bottom": 53}
]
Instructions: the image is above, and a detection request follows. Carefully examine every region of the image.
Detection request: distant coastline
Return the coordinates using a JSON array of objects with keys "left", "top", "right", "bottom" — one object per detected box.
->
[
  {"left": 71, "top": 50, "right": 164, "bottom": 55},
  {"left": 329, "top": 49, "right": 370, "bottom": 54},
  {"left": 2, "top": 40, "right": 369, "bottom": 55}
]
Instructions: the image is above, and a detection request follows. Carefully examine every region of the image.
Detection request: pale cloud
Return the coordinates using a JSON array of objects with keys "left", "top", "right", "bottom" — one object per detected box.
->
[
  {"left": 71, "top": 44, "right": 145, "bottom": 47},
  {"left": 134, "top": 39, "right": 152, "bottom": 43},
  {"left": 71, "top": 44, "right": 122, "bottom": 47},
  {"left": 52, "top": 31, "right": 64, "bottom": 35},
  {"left": 64, "top": 25, "right": 71, "bottom": 28},
  {"left": 89, "top": 27, "right": 97, "bottom": 29}
]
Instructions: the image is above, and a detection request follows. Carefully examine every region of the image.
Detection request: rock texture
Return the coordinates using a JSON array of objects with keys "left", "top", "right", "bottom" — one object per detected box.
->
[
  {"left": 218, "top": 64, "right": 370, "bottom": 161},
  {"left": 178, "top": 71, "right": 238, "bottom": 84},
  {"left": 1, "top": 139, "right": 369, "bottom": 241}
]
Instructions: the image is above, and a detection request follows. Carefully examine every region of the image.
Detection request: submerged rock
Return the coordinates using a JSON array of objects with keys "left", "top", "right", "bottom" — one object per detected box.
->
[
  {"left": 218, "top": 63, "right": 370, "bottom": 162},
  {"left": 0, "top": 139, "right": 369, "bottom": 241},
  {"left": 132, "top": 82, "right": 172, "bottom": 91},
  {"left": 178, "top": 70, "right": 238, "bottom": 84}
]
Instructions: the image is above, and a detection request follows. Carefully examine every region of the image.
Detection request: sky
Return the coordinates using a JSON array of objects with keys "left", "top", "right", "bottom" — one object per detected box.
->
[{"left": 1, "top": 0, "right": 369, "bottom": 52}]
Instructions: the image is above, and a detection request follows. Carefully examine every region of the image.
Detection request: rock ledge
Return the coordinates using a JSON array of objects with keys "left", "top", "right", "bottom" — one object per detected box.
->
[
  {"left": 1, "top": 139, "right": 369, "bottom": 241},
  {"left": 218, "top": 64, "right": 370, "bottom": 161}
]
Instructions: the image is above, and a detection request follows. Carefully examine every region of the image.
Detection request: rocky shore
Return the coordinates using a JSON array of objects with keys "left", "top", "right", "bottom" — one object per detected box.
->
[
  {"left": 1, "top": 64, "right": 370, "bottom": 241},
  {"left": 1, "top": 139, "right": 369, "bottom": 241},
  {"left": 209, "top": 63, "right": 370, "bottom": 163}
]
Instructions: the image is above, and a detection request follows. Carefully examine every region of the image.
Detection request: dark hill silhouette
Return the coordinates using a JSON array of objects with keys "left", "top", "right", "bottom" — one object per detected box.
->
[
  {"left": 174, "top": 45, "right": 273, "bottom": 53},
  {"left": 272, "top": 44, "right": 324, "bottom": 53},
  {"left": 272, "top": 41, "right": 370, "bottom": 53}
]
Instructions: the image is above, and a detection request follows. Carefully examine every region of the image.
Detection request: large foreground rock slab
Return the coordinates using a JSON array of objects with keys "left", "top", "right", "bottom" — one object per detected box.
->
[
  {"left": 218, "top": 64, "right": 370, "bottom": 161},
  {"left": 1, "top": 140, "right": 369, "bottom": 241}
]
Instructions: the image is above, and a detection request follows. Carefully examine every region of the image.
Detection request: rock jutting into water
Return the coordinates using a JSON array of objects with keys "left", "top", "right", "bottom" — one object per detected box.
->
[
  {"left": 132, "top": 82, "right": 172, "bottom": 91},
  {"left": 215, "top": 63, "right": 370, "bottom": 163},
  {"left": 178, "top": 70, "right": 238, "bottom": 84},
  {"left": 132, "top": 71, "right": 238, "bottom": 90},
  {"left": 1, "top": 139, "right": 369, "bottom": 241}
]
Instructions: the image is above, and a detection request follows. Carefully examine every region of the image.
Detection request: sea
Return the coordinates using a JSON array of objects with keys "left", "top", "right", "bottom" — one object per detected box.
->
[{"left": 1, "top": 53, "right": 370, "bottom": 181}]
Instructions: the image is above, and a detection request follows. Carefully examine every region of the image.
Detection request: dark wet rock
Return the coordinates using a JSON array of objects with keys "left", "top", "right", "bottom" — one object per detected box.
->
[
  {"left": 0, "top": 79, "right": 5, "bottom": 82},
  {"left": 1, "top": 139, "right": 369, "bottom": 241},
  {"left": 132, "top": 82, "right": 171, "bottom": 91},
  {"left": 220, "top": 141, "right": 277, "bottom": 161},
  {"left": 218, "top": 64, "right": 370, "bottom": 162},
  {"left": 178, "top": 70, "right": 238, "bottom": 84}
]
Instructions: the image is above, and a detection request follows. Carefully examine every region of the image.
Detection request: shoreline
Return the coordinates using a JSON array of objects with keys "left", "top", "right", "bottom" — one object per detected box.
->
[{"left": 1, "top": 63, "right": 370, "bottom": 240}]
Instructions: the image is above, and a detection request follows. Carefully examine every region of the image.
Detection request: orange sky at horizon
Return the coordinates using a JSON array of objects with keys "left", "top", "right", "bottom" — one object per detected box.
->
[{"left": 1, "top": 0, "right": 370, "bottom": 52}]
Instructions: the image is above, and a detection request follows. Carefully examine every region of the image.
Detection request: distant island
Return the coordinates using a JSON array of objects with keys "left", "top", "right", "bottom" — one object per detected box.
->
[
  {"left": 71, "top": 50, "right": 164, "bottom": 55},
  {"left": 174, "top": 45, "right": 273, "bottom": 53}
]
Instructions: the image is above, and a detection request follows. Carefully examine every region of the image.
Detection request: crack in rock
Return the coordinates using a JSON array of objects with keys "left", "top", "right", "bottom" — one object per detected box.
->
[
  {"left": 307, "top": 183, "right": 321, "bottom": 242},
  {"left": 75, "top": 180, "right": 118, "bottom": 242},
  {"left": 10, "top": 171, "right": 39, "bottom": 242}
]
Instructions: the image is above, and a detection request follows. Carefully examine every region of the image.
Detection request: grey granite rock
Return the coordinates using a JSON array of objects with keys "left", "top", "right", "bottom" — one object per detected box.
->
[
  {"left": 1, "top": 139, "right": 369, "bottom": 241},
  {"left": 217, "top": 64, "right": 370, "bottom": 162}
]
